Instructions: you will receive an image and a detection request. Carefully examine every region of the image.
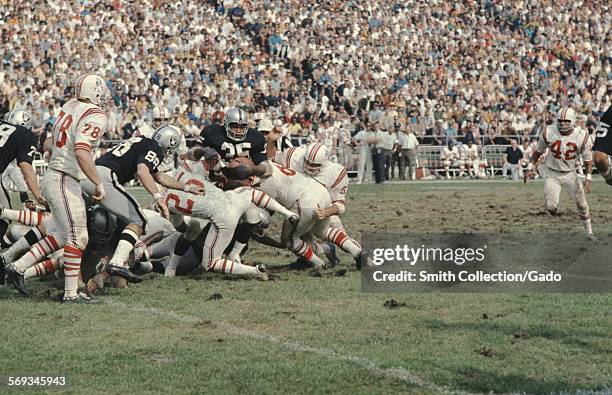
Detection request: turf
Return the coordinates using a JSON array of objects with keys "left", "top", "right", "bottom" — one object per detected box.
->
[{"left": 1, "top": 180, "right": 611, "bottom": 394}]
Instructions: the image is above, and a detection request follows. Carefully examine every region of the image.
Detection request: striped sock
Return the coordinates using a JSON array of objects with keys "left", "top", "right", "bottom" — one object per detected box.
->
[
  {"left": 208, "top": 257, "right": 259, "bottom": 276},
  {"left": 324, "top": 228, "right": 361, "bottom": 258},
  {"left": 2, "top": 227, "right": 43, "bottom": 264},
  {"left": 292, "top": 239, "right": 326, "bottom": 268},
  {"left": 24, "top": 258, "right": 59, "bottom": 280},
  {"left": 0, "top": 209, "right": 45, "bottom": 226},
  {"left": 63, "top": 246, "right": 83, "bottom": 299},
  {"left": 13, "top": 235, "right": 62, "bottom": 273}
]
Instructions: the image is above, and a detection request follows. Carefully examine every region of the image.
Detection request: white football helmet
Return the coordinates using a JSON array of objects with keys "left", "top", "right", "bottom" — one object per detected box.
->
[
  {"left": 223, "top": 107, "right": 249, "bottom": 141},
  {"left": 152, "top": 125, "right": 181, "bottom": 158},
  {"left": 258, "top": 119, "right": 274, "bottom": 133},
  {"left": 557, "top": 107, "right": 576, "bottom": 135},
  {"left": 304, "top": 142, "right": 328, "bottom": 176},
  {"left": 152, "top": 105, "right": 170, "bottom": 128},
  {"left": 75, "top": 74, "right": 108, "bottom": 107},
  {"left": 4, "top": 110, "right": 32, "bottom": 129}
]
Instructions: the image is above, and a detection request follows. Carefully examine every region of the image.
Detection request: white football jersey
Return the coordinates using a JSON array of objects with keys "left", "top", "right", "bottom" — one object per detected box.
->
[
  {"left": 257, "top": 162, "right": 328, "bottom": 209},
  {"left": 442, "top": 147, "right": 460, "bottom": 161},
  {"left": 276, "top": 146, "right": 348, "bottom": 209},
  {"left": 48, "top": 98, "right": 107, "bottom": 180},
  {"left": 462, "top": 145, "right": 479, "bottom": 161},
  {"left": 536, "top": 124, "right": 592, "bottom": 172}
]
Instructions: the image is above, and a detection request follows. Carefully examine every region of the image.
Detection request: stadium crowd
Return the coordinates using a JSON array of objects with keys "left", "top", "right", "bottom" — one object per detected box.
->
[{"left": 0, "top": 0, "right": 610, "bottom": 170}]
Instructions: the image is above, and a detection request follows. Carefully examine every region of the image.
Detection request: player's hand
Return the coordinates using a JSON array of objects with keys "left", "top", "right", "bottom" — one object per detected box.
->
[
  {"left": 92, "top": 183, "right": 106, "bottom": 203},
  {"left": 185, "top": 184, "right": 205, "bottom": 195},
  {"left": 583, "top": 179, "right": 592, "bottom": 193},
  {"left": 34, "top": 194, "right": 48, "bottom": 208},
  {"left": 155, "top": 197, "right": 170, "bottom": 219},
  {"left": 316, "top": 207, "right": 328, "bottom": 220}
]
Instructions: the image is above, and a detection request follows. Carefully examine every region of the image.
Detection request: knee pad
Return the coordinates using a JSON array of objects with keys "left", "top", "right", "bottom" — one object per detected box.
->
[{"left": 242, "top": 205, "right": 262, "bottom": 225}]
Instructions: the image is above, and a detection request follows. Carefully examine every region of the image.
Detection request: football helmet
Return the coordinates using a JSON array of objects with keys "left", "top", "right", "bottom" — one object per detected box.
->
[
  {"left": 223, "top": 107, "right": 249, "bottom": 141},
  {"left": 557, "top": 107, "right": 576, "bottom": 135},
  {"left": 258, "top": 119, "right": 274, "bottom": 133},
  {"left": 152, "top": 125, "right": 181, "bottom": 158},
  {"left": 89, "top": 205, "right": 117, "bottom": 243},
  {"left": 304, "top": 142, "right": 328, "bottom": 176},
  {"left": 152, "top": 105, "right": 170, "bottom": 128},
  {"left": 4, "top": 110, "right": 32, "bottom": 129},
  {"left": 75, "top": 74, "right": 108, "bottom": 107}
]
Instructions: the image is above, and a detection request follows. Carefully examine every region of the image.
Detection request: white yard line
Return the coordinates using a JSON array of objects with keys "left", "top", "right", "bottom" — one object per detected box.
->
[{"left": 107, "top": 299, "right": 476, "bottom": 395}]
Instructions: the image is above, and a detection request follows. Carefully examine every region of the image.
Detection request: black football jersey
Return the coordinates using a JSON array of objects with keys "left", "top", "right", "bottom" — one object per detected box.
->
[
  {"left": 593, "top": 105, "right": 612, "bottom": 155},
  {"left": 198, "top": 123, "right": 267, "bottom": 165},
  {"left": 0, "top": 120, "right": 37, "bottom": 173},
  {"left": 96, "top": 136, "right": 164, "bottom": 185}
]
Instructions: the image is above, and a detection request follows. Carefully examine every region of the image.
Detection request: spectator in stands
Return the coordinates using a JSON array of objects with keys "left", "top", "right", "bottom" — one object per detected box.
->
[
  {"left": 371, "top": 122, "right": 387, "bottom": 184},
  {"left": 502, "top": 139, "right": 524, "bottom": 181}
]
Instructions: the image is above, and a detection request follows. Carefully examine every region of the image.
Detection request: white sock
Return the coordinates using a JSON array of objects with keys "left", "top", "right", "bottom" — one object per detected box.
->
[
  {"left": 582, "top": 217, "right": 593, "bottom": 235},
  {"left": 164, "top": 253, "right": 182, "bottom": 277},
  {"left": 109, "top": 229, "right": 139, "bottom": 267},
  {"left": 230, "top": 241, "right": 246, "bottom": 258},
  {"left": 0, "top": 209, "right": 45, "bottom": 226}
]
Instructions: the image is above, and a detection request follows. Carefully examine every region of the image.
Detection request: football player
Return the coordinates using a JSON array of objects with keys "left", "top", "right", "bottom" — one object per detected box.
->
[
  {"left": 190, "top": 107, "right": 268, "bottom": 174},
  {"left": 592, "top": 105, "right": 612, "bottom": 186},
  {"left": 526, "top": 107, "right": 595, "bottom": 239},
  {"left": 441, "top": 141, "right": 464, "bottom": 179},
  {"left": 0, "top": 110, "right": 46, "bottom": 248},
  {"left": 274, "top": 142, "right": 364, "bottom": 268},
  {"left": 81, "top": 125, "right": 203, "bottom": 283},
  {"left": 226, "top": 157, "right": 335, "bottom": 269},
  {"left": 5, "top": 73, "right": 109, "bottom": 303},
  {"left": 162, "top": 171, "right": 299, "bottom": 279}
]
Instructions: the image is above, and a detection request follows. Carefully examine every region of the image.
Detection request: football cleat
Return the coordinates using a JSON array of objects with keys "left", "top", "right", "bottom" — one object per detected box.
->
[
  {"left": 288, "top": 214, "right": 300, "bottom": 226},
  {"left": 5, "top": 265, "right": 29, "bottom": 296},
  {"left": 61, "top": 292, "right": 101, "bottom": 304},
  {"left": 255, "top": 265, "right": 269, "bottom": 281},
  {"left": 132, "top": 260, "right": 153, "bottom": 275},
  {"left": 106, "top": 264, "right": 143, "bottom": 283},
  {"left": 324, "top": 243, "right": 339, "bottom": 268},
  {"left": 587, "top": 233, "right": 598, "bottom": 241}
]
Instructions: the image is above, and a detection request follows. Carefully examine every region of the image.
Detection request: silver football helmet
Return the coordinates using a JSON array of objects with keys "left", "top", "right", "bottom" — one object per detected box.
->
[
  {"left": 4, "top": 110, "right": 32, "bottom": 129},
  {"left": 89, "top": 205, "right": 117, "bottom": 243},
  {"left": 152, "top": 125, "right": 181, "bottom": 158},
  {"left": 223, "top": 107, "right": 249, "bottom": 141}
]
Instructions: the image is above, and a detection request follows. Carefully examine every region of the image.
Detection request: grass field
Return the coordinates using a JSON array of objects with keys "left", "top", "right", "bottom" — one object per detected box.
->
[{"left": 1, "top": 180, "right": 611, "bottom": 394}]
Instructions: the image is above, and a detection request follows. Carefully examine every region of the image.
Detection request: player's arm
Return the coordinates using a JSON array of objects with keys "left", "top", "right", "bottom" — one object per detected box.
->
[
  {"left": 15, "top": 137, "right": 46, "bottom": 205},
  {"left": 317, "top": 170, "right": 348, "bottom": 219},
  {"left": 152, "top": 171, "right": 204, "bottom": 195},
  {"left": 75, "top": 114, "right": 106, "bottom": 202},
  {"left": 17, "top": 161, "right": 44, "bottom": 205},
  {"left": 250, "top": 136, "right": 273, "bottom": 177},
  {"left": 525, "top": 134, "right": 547, "bottom": 182}
]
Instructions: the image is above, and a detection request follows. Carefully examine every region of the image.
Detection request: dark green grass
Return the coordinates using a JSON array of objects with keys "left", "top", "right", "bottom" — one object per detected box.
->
[{"left": 0, "top": 180, "right": 610, "bottom": 394}]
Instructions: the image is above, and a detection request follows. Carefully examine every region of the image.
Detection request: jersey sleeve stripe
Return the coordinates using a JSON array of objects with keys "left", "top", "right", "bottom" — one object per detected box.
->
[
  {"left": 74, "top": 142, "right": 92, "bottom": 152},
  {"left": 581, "top": 130, "right": 589, "bottom": 149},
  {"left": 330, "top": 169, "right": 348, "bottom": 189},
  {"left": 285, "top": 147, "right": 296, "bottom": 168},
  {"left": 77, "top": 108, "right": 104, "bottom": 125}
]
